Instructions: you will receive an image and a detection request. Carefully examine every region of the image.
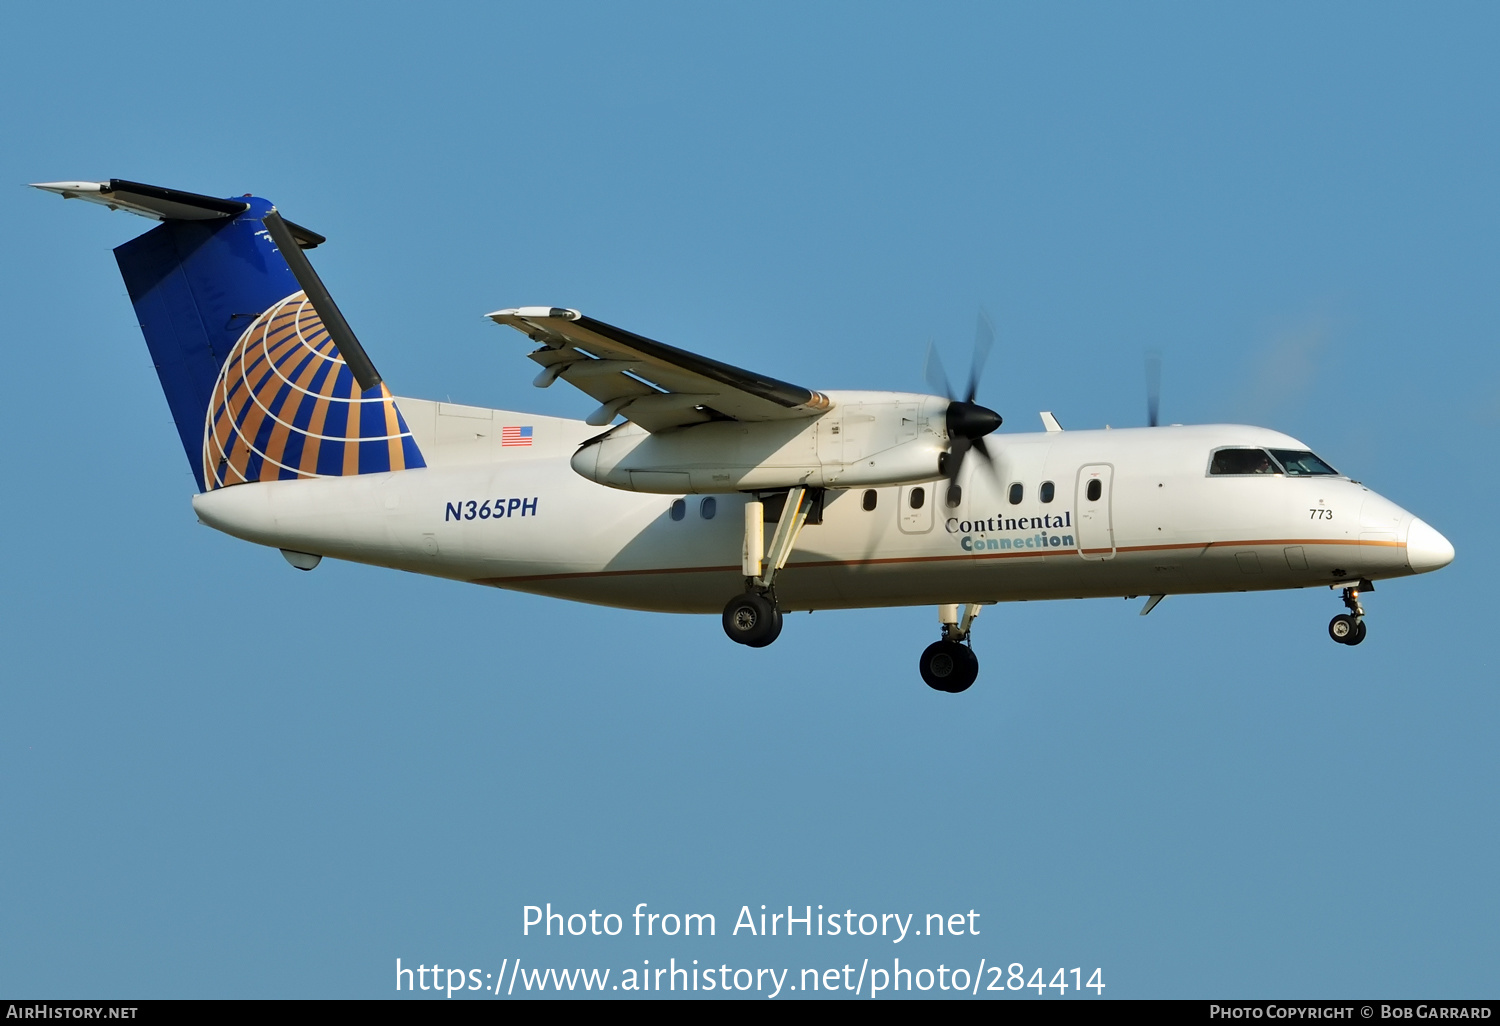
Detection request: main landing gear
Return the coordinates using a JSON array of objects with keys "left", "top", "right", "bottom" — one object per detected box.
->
[
  {"left": 722, "top": 591, "right": 782, "bottom": 647},
  {"left": 722, "top": 487, "right": 814, "bottom": 649},
  {"left": 1328, "top": 581, "right": 1371, "bottom": 646},
  {"left": 921, "top": 603, "right": 982, "bottom": 693}
]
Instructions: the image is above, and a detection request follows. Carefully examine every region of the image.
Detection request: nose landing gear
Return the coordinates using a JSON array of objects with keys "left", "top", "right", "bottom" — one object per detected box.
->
[
  {"left": 921, "top": 603, "right": 982, "bottom": 692},
  {"left": 1328, "top": 581, "right": 1370, "bottom": 646},
  {"left": 1328, "top": 614, "right": 1365, "bottom": 645}
]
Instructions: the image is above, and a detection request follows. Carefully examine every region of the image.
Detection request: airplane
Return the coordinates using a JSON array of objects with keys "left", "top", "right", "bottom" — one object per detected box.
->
[{"left": 34, "top": 179, "right": 1456, "bottom": 693}]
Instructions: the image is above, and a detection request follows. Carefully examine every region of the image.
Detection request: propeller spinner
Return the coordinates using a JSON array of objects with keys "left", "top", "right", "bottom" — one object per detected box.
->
[{"left": 925, "top": 311, "right": 1003, "bottom": 491}]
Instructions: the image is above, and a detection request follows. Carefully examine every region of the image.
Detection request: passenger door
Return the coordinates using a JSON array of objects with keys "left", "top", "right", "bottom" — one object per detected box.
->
[{"left": 1075, "top": 464, "right": 1115, "bottom": 559}]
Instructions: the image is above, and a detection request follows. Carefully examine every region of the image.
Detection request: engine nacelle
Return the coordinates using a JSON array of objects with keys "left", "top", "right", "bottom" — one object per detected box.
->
[{"left": 571, "top": 391, "right": 950, "bottom": 493}]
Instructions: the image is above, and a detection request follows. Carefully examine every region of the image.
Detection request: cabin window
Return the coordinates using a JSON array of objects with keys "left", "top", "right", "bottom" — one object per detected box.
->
[
  {"left": 700, "top": 496, "right": 717, "bottom": 519},
  {"left": 1210, "top": 448, "right": 1280, "bottom": 475},
  {"left": 1267, "top": 449, "right": 1339, "bottom": 476},
  {"left": 1040, "top": 481, "right": 1055, "bottom": 503},
  {"left": 1086, "top": 479, "right": 1102, "bottom": 502},
  {"left": 1008, "top": 483, "right": 1023, "bottom": 505},
  {"left": 909, "top": 486, "right": 926, "bottom": 510},
  {"left": 670, "top": 498, "right": 686, "bottom": 521},
  {"left": 946, "top": 485, "right": 962, "bottom": 508},
  {"left": 862, "top": 489, "right": 878, "bottom": 511}
]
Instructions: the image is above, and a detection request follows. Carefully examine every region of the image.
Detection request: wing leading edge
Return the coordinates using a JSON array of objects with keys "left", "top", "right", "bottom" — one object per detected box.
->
[{"left": 487, "top": 307, "right": 830, "bottom": 432}]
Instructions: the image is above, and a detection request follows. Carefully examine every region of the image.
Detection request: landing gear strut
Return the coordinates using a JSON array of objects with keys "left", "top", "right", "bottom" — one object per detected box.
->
[
  {"left": 1328, "top": 582, "right": 1369, "bottom": 646},
  {"left": 921, "top": 603, "right": 982, "bottom": 693},
  {"left": 721, "top": 487, "right": 815, "bottom": 648}
]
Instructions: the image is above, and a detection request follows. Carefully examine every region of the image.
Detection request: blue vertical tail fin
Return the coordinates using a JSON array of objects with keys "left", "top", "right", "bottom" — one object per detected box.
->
[{"left": 35, "top": 180, "right": 425, "bottom": 490}]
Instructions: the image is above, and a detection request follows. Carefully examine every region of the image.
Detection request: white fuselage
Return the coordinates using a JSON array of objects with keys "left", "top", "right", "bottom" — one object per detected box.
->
[{"left": 191, "top": 398, "right": 1448, "bottom": 614}]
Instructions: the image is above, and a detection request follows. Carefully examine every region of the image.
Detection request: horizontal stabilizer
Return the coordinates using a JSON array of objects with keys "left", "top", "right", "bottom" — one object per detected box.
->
[{"left": 32, "top": 179, "right": 325, "bottom": 248}]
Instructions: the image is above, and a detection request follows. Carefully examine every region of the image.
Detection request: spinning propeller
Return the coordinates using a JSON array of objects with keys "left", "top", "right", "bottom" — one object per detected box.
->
[
  {"left": 925, "top": 311, "right": 1003, "bottom": 490},
  {"left": 1145, "top": 350, "right": 1162, "bottom": 427}
]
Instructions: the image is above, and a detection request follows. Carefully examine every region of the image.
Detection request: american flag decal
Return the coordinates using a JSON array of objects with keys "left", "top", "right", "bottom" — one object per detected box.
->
[{"left": 501, "top": 425, "right": 533, "bottom": 447}]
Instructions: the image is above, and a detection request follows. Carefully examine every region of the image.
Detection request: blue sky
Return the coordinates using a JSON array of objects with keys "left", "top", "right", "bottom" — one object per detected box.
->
[{"left": 1, "top": 0, "right": 1495, "bottom": 999}]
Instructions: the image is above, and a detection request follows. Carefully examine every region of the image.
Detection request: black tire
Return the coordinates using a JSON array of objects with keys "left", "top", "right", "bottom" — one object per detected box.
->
[
  {"left": 745, "top": 607, "right": 783, "bottom": 648},
  {"left": 722, "top": 592, "right": 781, "bottom": 647},
  {"left": 920, "top": 640, "right": 979, "bottom": 693},
  {"left": 1328, "top": 614, "right": 1356, "bottom": 644},
  {"left": 1345, "top": 620, "right": 1367, "bottom": 646}
]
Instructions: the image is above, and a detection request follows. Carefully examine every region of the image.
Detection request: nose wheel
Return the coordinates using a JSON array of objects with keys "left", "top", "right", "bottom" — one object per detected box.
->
[
  {"left": 920, "top": 639, "right": 978, "bottom": 692},
  {"left": 1328, "top": 615, "right": 1366, "bottom": 645},
  {"left": 1328, "top": 583, "right": 1369, "bottom": 646},
  {"left": 921, "top": 603, "right": 982, "bottom": 692}
]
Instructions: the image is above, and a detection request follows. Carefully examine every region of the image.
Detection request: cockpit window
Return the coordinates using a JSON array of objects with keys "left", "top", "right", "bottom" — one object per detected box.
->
[
  {"left": 1267, "top": 449, "right": 1339, "bottom": 476},
  {"left": 1209, "top": 448, "right": 1279, "bottom": 475}
]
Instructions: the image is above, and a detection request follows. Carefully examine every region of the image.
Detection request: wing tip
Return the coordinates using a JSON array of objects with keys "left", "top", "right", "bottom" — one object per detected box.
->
[
  {"left": 30, "top": 181, "right": 107, "bottom": 196},
  {"left": 486, "top": 306, "right": 581, "bottom": 322}
]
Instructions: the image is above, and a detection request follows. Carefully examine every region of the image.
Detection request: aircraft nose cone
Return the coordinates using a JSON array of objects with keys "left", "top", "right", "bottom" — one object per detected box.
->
[
  {"left": 1406, "top": 518, "right": 1455, "bottom": 573},
  {"left": 947, "top": 401, "right": 1002, "bottom": 440}
]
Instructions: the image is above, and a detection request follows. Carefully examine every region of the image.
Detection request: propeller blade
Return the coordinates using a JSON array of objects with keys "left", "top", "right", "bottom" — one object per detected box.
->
[
  {"left": 942, "top": 435, "right": 973, "bottom": 485},
  {"left": 967, "top": 309, "right": 995, "bottom": 404},
  {"left": 942, "top": 433, "right": 998, "bottom": 509},
  {"left": 928, "top": 310, "right": 1003, "bottom": 492},
  {"left": 971, "top": 435, "right": 992, "bottom": 464},
  {"left": 1145, "top": 350, "right": 1162, "bottom": 427},
  {"left": 925, "top": 340, "right": 955, "bottom": 400},
  {"left": 970, "top": 435, "right": 1000, "bottom": 481}
]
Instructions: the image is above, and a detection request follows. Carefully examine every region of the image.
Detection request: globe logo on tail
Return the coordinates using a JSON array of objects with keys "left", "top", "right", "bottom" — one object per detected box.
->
[{"left": 203, "top": 291, "right": 424, "bottom": 489}]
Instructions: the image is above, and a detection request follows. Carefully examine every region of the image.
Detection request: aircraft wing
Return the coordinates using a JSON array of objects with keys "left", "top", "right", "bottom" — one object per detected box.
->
[{"left": 487, "top": 307, "right": 831, "bottom": 432}]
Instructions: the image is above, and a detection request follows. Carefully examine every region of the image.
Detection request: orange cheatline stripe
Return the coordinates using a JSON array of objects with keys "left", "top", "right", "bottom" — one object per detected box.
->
[
  {"left": 477, "top": 563, "right": 743, "bottom": 585},
  {"left": 1197, "top": 537, "right": 1399, "bottom": 549},
  {"left": 475, "top": 536, "right": 1404, "bottom": 585}
]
